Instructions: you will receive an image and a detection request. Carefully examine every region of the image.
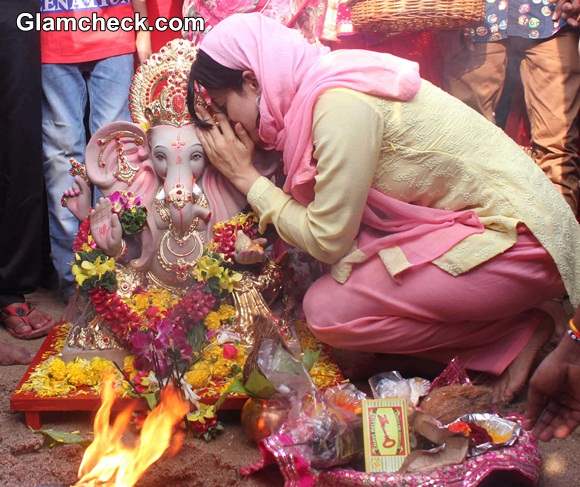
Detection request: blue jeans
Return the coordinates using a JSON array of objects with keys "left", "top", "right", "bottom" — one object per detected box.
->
[{"left": 42, "top": 54, "right": 133, "bottom": 297}]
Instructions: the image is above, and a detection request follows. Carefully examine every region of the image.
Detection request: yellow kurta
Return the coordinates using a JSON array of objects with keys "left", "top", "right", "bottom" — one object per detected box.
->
[{"left": 248, "top": 82, "right": 580, "bottom": 306}]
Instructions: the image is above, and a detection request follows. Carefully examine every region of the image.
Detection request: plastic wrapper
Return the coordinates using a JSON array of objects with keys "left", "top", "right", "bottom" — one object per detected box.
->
[
  {"left": 257, "top": 337, "right": 316, "bottom": 405},
  {"left": 288, "top": 400, "right": 363, "bottom": 469},
  {"left": 448, "top": 413, "right": 522, "bottom": 457},
  {"left": 369, "top": 371, "right": 430, "bottom": 406},
  {"left": 242, "top": 382, "right": 366, "bottom": 485},
  {"left": 242, "top": 337, "right": 367, "bottom": 483},
  {"left": 257, "top": 338, "right": 366, "bottom": 468},
  {"left": 323, "top": 383, "right": 366, "bottom": 416}
]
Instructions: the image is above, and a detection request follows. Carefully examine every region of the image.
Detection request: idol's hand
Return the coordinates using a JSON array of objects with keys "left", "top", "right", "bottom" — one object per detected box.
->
[
  {"left": 551, "top": 0, "right": 580, "bottom": 27},
  {"left": 195, "top": 105, "right": 261, "bottom": 195},
  {"left": 525, "top": 310, "right": 580, "bottom": 441}
]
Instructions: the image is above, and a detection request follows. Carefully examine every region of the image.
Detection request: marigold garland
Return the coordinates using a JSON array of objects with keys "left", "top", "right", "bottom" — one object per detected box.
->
[{"left": 18, "top": 356, "right": 129, "bottom": 398}]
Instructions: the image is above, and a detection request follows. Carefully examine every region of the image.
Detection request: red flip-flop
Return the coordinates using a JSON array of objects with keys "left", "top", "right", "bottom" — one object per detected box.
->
[{"left": 1, "top": 302, "right": 55, "bottom": 340}]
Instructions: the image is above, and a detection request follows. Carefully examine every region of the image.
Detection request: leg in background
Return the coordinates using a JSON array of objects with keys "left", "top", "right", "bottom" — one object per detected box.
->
[
  {"left": 0, "top": 2, "right": 52, "bottom": 354},
  {"left": 42, "top": 63, "right": 87, "bottom": 299},
  {"left": 440, "top": 33, "right": 508, "bottom": 122},
  {"left": 520, "top": 29, "right": 580, "bottom": 214}
]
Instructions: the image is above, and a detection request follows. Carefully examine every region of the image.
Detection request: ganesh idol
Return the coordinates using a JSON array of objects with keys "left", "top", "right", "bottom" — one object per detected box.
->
[{"left": 60, "top": 39, "right": 283, "bottom": 362}]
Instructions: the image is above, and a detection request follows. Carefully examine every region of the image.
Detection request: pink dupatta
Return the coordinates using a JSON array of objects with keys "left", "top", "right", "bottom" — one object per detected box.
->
[{"left": 200, "top": 13, "right": 484, "bottom": 276}]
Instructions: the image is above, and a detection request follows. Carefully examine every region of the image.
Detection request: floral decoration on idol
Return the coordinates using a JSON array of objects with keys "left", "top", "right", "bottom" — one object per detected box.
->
[
  {"left": 108, "top": 191, "right": 148, "bottom": 235},
  {"left": 70, "top": 210, "right": 259, "bottom": 437},
  {"left": 21, "top": 206, "right": 344, "bottom": 439}
]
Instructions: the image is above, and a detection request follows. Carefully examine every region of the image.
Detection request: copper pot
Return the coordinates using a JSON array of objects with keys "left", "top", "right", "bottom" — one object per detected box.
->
[{"left": 241, "top": 397, "right": 289, "bottom": 443}]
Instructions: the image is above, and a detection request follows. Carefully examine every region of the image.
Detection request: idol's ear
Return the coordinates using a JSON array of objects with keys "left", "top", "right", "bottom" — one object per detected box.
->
[{"left": 85, "top": 122, "right": 158, "bottom": 206}]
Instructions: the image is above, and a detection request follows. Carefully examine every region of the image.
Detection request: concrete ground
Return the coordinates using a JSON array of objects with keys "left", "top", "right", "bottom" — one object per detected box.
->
[{"left": 0, "top": 289, "right": 578, "bottom": 486}]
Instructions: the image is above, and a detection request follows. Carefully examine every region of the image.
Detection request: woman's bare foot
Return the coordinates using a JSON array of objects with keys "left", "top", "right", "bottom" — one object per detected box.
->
[
  {"left": 491, "top": 314, "right": 554, "bottom": 404},
  {"left": 89, "top": 198, "right": 123, "bottom": 256},
  {"left": 62, "top": 175, "right": 92, "bottom": 220},
  {"left": 0, "top": 340, "right": 33, "bottom": 365}
]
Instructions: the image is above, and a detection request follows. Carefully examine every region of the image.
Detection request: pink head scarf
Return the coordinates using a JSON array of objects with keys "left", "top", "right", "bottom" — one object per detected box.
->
[{"left": 200, "top": 13, "right": 422, "bottom": 204}]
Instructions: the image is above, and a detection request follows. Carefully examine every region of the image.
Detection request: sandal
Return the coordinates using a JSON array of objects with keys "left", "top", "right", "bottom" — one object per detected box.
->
[{"left": 1, "top": 302, "right": 55, "bottom": 340}]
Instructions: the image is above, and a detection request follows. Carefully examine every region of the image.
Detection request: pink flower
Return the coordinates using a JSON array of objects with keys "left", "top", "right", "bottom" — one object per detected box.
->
[
  {"left": 108, "top": 191, "right": 124, "bottom": 213},
  {"left": 145, "top": 306, "right": 160, "bottom": 318},
  {"left": 222, "top": 343, "right": 238, "bottom": 360}
]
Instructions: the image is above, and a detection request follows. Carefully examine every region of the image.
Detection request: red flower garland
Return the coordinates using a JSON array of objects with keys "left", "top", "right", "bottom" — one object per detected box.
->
[
  {"left": 73, "top": 218, "right": 93, "bottom": 253},
  {"left": 89, "top": 288, "right": 142, "bottom": 343}
]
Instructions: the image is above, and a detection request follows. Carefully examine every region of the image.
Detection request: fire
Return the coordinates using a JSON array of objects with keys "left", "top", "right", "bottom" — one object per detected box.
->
[{"left": 74, "top": 379, "right": 189, "bottom": 487}]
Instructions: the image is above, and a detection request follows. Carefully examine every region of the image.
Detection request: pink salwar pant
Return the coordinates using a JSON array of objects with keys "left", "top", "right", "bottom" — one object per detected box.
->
[{"left": 303, "top": 228, "right": 565, "bottom": 375}]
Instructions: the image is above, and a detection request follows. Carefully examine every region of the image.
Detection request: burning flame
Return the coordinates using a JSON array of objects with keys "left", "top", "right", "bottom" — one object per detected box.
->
[{"left": 74, "top": 379, "right": 189, "bottom": 487}]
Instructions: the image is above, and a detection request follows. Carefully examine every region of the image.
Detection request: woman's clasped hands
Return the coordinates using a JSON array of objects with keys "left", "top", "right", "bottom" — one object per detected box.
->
[{"left": 195, "top": 103, "right": 262, "bottom": 195}]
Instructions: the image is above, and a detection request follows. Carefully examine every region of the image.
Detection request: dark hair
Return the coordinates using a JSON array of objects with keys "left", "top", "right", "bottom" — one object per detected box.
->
[{"left": 187, "top": 50, "right": 244, "bottom": 129}]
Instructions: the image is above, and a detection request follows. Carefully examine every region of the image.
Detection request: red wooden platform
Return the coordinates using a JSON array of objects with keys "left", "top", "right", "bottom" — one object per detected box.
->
[{"left": 10, "top": 324, "right": 246, "bottom": 429}]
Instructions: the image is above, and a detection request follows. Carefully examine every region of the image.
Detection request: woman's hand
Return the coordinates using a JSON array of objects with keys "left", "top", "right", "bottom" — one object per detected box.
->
[
  {"left": 195, "top": 105, "right": 261, "bottom": 195},
  {"left": 525, "top": 310, "right": 580, "bottom": 441}
]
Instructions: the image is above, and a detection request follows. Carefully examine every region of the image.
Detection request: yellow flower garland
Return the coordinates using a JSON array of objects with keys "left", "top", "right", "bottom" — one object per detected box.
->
[
  {"left": 184, "top": 341, "right": 248, "bottom": 393},
  {"left": 192, "top": 255, "right": 242, "bottom": 293},
  {"left": 19, "top": 356, "right": 128, "bottom": 397},
  {"left": 204, "top": 304, "right": 236, "bottom": 331},
  {"left": 72, "top": 254, "right": 116, "bottom": 287},
  {"left": 211, "top": 212, "right": 257, "bottom": 233},
  {"left": 123, "top": 287, "right": 179, "bottom": 317}
]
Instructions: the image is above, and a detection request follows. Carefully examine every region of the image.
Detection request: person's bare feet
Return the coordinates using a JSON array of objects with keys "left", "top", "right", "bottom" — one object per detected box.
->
[
  {"left": 491, "top": 314, "right": 554, "bottom": 404},
  {"left": 0, "top": 340, "right": 33, "bottom": 365}
]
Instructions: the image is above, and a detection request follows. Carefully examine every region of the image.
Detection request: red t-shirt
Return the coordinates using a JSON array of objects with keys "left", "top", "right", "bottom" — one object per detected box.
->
[
  {"left": 40, "top": 0, "right": 136, "bottom": 64},
  {"left": 149, "top": 0, "right": 183, "bottom": 53}
]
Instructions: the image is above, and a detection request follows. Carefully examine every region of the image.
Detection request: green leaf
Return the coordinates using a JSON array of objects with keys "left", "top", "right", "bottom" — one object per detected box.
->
[
  {"left": 302, "top": 349, "right": 320, "bottom": 371},
  {"left": 244, "top": 368, "right": 276, "bottom": 400},
  {"left": 214, "top": 377, "right": 247, "bottom": 410},
  {"left": 207, "top": 277, "right": 221, "bottom": 294},
  {"left": 143, "top": 392, "right": 158, "bottom": 410},
  {"left": 226, "top": 377, "right": 248, "bottom": 395},
  {"left": 120, "top": 207, "right": 147, "bottom": 235},
  {"left": 35, "top": 429, "right": 88, "bottom": 448}
]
